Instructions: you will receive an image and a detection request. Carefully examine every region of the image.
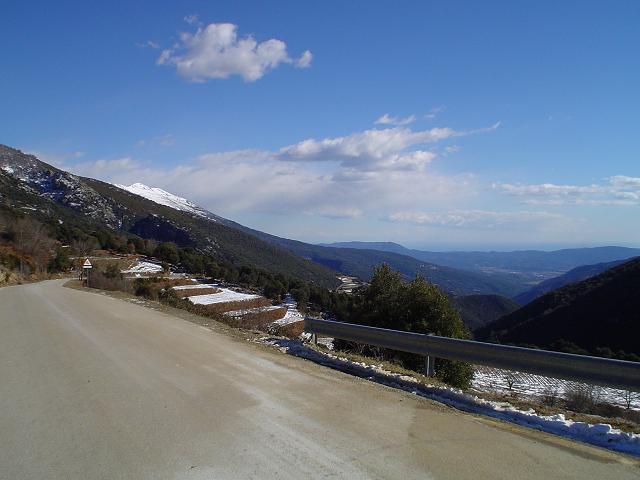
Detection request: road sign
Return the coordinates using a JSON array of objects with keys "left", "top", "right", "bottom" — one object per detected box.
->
[{"left": 83, "top": 259, "right": 92, "bottom": 269}]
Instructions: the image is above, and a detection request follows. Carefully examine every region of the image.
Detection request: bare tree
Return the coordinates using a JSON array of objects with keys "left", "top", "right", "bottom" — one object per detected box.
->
[
  {"left": 13, "top": 217, "right": 55, "bottom": 274},
  {"left": 619, "top": 390, "right": 640, "bottom": 410},
  {"left": 72, "top": 237, "right": 98, "bottom": 257}
]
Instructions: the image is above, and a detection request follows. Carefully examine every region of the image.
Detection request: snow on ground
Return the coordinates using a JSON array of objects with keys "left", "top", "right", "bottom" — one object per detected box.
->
[
  {"left": 172, "top": 283, "right": 218, "bottom": 290},
  {"left": 121, "top": 261, "right": 164, "bottom": 274},
  {"left": 188, "top": 288, "right": 261, "bottom": 305},
  {"left": 259, "top": 337, "right": 640, "bottom": 456},
  {"left": 473, "top": 366, "right": 640, "bottom": 411},
  {"left": 273, "top": 293, "right": 304, "bottom": 326},
  {"left": 224, "top": 305, "right": 283, "bottom": 317},
  {"left": 115, "top": 183, "right": 215, "bottom": 220}
]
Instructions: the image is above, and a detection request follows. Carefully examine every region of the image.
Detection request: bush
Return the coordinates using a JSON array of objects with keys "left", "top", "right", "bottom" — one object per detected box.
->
[
  {"left": 333, "top": 264, "right": 474, "bottom": 389},
  {"left": 565, "top": 385, "right": 602, "bottom": 413},
  {"left": 88, "top": 269, "right": 123, "bottom": 291},
  {"left": 436, "top": 359, "right": 475, "bottom": 389},
  {"left": 47, "top": 246, "right": 71, "bottom": 272}
]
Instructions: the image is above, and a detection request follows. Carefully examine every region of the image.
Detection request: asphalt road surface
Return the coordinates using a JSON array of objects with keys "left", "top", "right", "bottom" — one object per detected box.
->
[{"left": 1, "top": 280, "right": 638, "bottom": 479}]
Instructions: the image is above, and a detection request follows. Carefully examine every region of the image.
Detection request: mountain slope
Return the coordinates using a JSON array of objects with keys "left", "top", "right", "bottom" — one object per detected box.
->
[
  {"left": 451, "top": 294, "right": 520, "bottom": 331},
  {"left": 475, "top": 257, "right": 640, "bottom": 358},
  {"left": 214, "top": 226, "right": 524, "bottom": 296},
  {"left": 115, "top": 183, "right": 225, "bottom": 222},
  {"left": 0, "top": 145, "right": 340, "bottom": 287},
  {"left": 0, "top": 145, "right": 568, "bottom": 297},
  {"left": 121, "top": 175, "right": 526, "bottom": 296},
  {"left": 514, "top": 258, "right": 632, "bottom": 305}
]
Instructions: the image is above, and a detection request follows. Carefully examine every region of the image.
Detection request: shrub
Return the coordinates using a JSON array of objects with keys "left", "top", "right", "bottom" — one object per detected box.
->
[
  {"left": 565, "top": 385, "right": 603, "bottom": 413},
  {"left": 47, "top": 246, "right": 71, "bottom": 272},
  {"left": 88, "top": 269, "right": 123, "bottom": 291},
  {"left": 436, "top": 359, "right": 475, "bottom": 389},
  {"left": 333, "top": 264, "right": 474, "bottom": 389}
]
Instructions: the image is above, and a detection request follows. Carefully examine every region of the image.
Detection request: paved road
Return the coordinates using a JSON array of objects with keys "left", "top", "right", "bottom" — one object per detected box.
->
[{"left": 1, "top": 280, "right": 638, "bottom": 480}]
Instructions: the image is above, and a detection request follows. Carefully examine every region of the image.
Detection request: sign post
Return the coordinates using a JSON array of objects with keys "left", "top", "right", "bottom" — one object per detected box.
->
[{"left": 83, "top": 259, "right": 93, "bottom": 287}]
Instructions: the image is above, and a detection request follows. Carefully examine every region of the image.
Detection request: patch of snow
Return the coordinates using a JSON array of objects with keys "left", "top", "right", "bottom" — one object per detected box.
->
[
  {"left": 473, "top": 366, "right": 640, "bottom": 411},
  {"left": 188, "top": 288, "right": 261, "bottom": 305},
  {"left": 1, "top": 165, "right": 14, "bottom": 174},
  {"left": 172, "top": 283, "right": 217, "bottom": 290},
  {"left": 115, "top": 182, "right": 215, "bottom": 220},
  {"left": 121, "top": 261, "right": 164, "bottom": 274},
  {"left": 224, "top": 305, "right": 283, "bottom": 317},
  {"left": 259, "top": 337, "right": 640, "bottom": 456},
  {"left": 273, "top": 293, "right": 304, "bottom": 325}
]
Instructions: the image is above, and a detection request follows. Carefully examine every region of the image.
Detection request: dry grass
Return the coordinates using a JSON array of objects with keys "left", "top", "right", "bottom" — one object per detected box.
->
[{"left": 225, "top": 307, "right": 287, "bottom": 330}]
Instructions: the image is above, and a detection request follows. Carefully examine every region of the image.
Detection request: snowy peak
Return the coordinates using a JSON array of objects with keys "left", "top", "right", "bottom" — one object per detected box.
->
[{"left": 115, "top": 182, "right": 216, "bottom": 221}]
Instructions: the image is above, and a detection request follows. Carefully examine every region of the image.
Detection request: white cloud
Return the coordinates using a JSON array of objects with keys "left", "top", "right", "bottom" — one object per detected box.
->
[
  {"left": 136, "top": 40, "right": 160, "bottom": 49},
  {"left": 184, "top": 14, "right": 200, "bottom": 26},
  {"left": 276, "top": 122, "right": 498, "bottom": 173},
  {"left": 26, "top": 149, "right": 85, "bottom": 168},
  {"left": 443, "top": 145, "right": 460, "bottom": 154},
  {"left": 46, "top": 122, "right": 497, "bottom": 224},
  {"left": 387, "top": 209, "right": 565, "bottom": 228},
  {"left": 157, "top": 22, "right": 312, "bottom": 82},
  {"left": 71, "top": 157, "right": 141, "bottom": 175},
  {"left": 496, "top": 176, "right": 640, "bottom": 206},
  {"left": 425, "top": 106, "right": 445, "bottom": 119},
  {"left": 305, "top": 207, "right": 363, "bottom": 220},
  {"left": 277, "top": 126, "right": 456, "bottom": 171},
  {"left": 375, "top": 113, "right": 416, "bottom": 126},
  {"left": 135, "top": 134, "right": 175, "bottom": 148},
  {"left": 156, "top": 134, "right": 175, "bottom": 146},
  {"left": 609, "top": 175, "right": 640, "bottom": 188},
  {"left": 296, "top": 50, "right": 313, "bottom": 68}
]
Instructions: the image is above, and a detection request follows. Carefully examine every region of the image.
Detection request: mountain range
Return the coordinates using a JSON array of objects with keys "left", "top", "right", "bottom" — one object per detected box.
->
[
  {"left": 0, "top": 145, "right": 528, "bottom": 295},
  {"left": 2, "top": 143, "right": 638, "bottom": 297},
  {"left": 324, "top": 241, "right": 640, "bottom": 287}
]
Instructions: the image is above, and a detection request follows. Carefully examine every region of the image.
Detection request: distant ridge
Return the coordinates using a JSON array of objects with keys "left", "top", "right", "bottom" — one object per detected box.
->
[{"left": 324, "top": 241, "right": 640, "bottom": 279}]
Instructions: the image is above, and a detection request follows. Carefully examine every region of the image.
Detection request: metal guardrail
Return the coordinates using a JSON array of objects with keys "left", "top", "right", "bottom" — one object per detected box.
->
[{"left": 304, "top": 318, "right": 640, "bottom": 391}]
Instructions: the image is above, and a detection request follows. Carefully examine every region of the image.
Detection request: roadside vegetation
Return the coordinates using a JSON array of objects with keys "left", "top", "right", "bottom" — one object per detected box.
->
[
  {"left": 86, "top": 254, "right": 475, "bottom": 389},
  {"left": 80, "top": 256, "right": 640, "bottom": 429}
]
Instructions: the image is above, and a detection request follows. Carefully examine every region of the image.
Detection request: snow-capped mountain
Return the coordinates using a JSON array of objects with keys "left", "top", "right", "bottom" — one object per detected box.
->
[{"left": 115, "top": 183, "right": 218, "bottom": 221}]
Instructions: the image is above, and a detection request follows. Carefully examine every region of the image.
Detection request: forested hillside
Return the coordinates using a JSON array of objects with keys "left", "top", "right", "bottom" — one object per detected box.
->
[
  {"left": 221, "top": 228, "right": 524, "bottom": 296},
  {"left": 513, "top": 259, "right": 631, "bottom": 305},
  {"left": 451, "top": 294, "right": 520, "bottom": 331},
  {"left": 476, "top": 257, "right": 640, "bottom": 360}
]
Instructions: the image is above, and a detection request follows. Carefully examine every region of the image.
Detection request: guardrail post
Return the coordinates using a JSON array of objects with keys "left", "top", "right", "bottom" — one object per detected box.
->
[{"left": 425, "top": 355, "right": 435, "bottom": 377}]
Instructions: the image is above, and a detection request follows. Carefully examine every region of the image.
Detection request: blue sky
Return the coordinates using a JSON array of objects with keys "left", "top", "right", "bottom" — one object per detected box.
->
[{"left": 2, "top": 1, "right": 639, "bottom": 249}]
